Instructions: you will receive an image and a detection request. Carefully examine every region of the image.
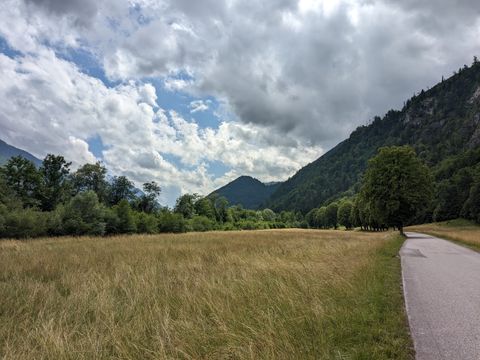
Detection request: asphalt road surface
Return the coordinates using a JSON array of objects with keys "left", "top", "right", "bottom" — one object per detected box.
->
[{"left": 400, "top": 232, "right": 480, "bottom": 360}]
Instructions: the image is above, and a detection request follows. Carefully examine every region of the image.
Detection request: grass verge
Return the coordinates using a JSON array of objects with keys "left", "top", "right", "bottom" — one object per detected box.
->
[
  {"left": 407, "top": 219, "right": 480, "bottom": 251},
  {"left": 0, "top": 230, "right": 412, "bottom": 359}
]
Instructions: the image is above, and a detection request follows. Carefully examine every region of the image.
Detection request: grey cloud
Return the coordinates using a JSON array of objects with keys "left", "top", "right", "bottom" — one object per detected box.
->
[
  {"left": 9, "top": 0, "right": 480, "bottom": 151},
  {"left": 23, "top": 0, "right": 98, "bottom": 26}
]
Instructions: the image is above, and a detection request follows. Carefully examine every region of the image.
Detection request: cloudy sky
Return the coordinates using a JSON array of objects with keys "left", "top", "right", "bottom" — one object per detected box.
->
[{"left": 0, "top": 0, "right": 479, "bottom": 205}]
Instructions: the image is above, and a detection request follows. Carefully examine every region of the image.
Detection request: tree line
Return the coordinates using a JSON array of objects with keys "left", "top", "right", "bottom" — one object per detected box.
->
[
  {"left": 0, "top": 155, "right": 304, "bottom": 238},
  {"left": 306, "top": 146, "right": 480, "bottom": 233},
  {"left": 1, "top": 145, "right": 478, "bottom": 239}
]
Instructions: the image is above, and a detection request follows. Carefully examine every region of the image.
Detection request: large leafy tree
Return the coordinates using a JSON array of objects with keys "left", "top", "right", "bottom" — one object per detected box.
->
[
  {"left": 337, "top": 200, "right": 353, "bottom": 229},
  {"left": 174, "top": 193, "right": 199, "bottom": 219},
  {"left": 325, "top": 203, "right": 339, "bottom": 229},
  {"left": 137, "top": 181, "right": 161, "bottom": 213},
  {"left": 39, "top": 154, "right": 72, "bottom": 211},
  {"left": 108, "top": 175, "right": 135, "bottom": 206},
  {"left": 194, "top": 197, "right": 216, "bottom": 219},
  {"left": 72, "top": 162, "right": 108, "bottom": 202},
  {"left": 0, "top": 156, "right": 41, "bottom": 208},
  {"left": 359, "top": 146, "right": 433, "bottom": 235}
]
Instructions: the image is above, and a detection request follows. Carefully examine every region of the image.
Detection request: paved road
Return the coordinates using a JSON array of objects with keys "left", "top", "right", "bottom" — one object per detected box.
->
[{"left": 400, "top": 232, "right": 480, "bottom": 360}]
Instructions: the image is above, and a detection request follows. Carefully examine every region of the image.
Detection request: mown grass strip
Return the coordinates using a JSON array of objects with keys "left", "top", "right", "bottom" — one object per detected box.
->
[{"left": 408, "top": 220, "right": 480, "bottom": 251}]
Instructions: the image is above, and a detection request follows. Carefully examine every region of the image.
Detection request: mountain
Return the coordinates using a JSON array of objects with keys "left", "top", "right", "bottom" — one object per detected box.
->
[
  {"left": 210, "top": 175, "right": 281, "bottom": 209},
  {"left": 265, "top": 60, "right": 480, "bottom": 213},
  {"left": 0, "top": 139, "right": 42, "bottom": 166}
]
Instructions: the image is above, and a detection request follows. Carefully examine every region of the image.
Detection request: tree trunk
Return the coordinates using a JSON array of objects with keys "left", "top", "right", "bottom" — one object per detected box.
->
[{"left": 398, "top": 224, "right": 405, "bottom": 236}]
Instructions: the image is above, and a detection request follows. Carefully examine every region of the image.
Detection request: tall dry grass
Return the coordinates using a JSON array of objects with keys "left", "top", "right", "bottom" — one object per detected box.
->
[
  {"left": 0, "top": 229, "right": 411, "bottom": 359},
  {"left": 407, "top": 219, "right": 480, "bottom": 249}
]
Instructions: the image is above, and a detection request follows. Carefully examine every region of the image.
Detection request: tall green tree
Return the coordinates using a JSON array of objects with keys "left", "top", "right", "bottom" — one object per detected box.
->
[
  {"left": 337, "top": 200, "right": 353, "bottom": 229},
  {"left": 39, "top": 154, "right": 72, "bottom": 211},
  {"left": 137, "top": 181, "right": 161, "bottom": 213},
  {"left": 174, "top": 193, "right": 199, "bottom": 219},
  {"left": 0, "top": 156, "right": 41, "bottom": 208},
  {"left": 325, "top": 203, "right": 339, "bottom": 229},
  {"left": 194, "top": 197, "right": 216, "bottom": 219},
  {"left": 72, "top": 162, "right": 108, "bottom": 202},
  {"left": 108, "top": 175, "right": 135, "bottom": 206},
  {"left": 213, "top": 196, "right": 230, "bottom": 223},
  {"left": 359, "top": 146, "right": 433, "bottom": 235},
  {"left": 116, "top": 199, "right": 136, "bottom": 234}
]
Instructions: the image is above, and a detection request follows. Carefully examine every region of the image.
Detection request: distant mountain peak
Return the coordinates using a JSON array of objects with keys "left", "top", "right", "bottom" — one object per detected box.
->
[{"left": 210, "top": 175, "right": 281, "bottom": 209}]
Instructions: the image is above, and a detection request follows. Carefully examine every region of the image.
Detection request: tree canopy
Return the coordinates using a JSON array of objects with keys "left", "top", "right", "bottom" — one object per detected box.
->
[{"left": 358, "top": 146, "right": 433, "bottom": 234}]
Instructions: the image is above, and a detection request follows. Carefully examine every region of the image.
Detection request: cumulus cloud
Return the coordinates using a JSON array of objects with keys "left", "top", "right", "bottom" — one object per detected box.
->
[
  {"left": 54, "top": 0, "right": 477, "bottom": 147},
  {"left": 0, "top": 44, "right": 320, "bottom": 203}
]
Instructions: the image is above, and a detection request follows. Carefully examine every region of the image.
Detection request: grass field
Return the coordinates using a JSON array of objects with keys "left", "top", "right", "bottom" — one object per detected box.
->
[
  {"left": 407, "top": 219, "right": 480, "bottom": 250},
  {"left": 0, "top": 229, "right": 412, "bottom": 359}
]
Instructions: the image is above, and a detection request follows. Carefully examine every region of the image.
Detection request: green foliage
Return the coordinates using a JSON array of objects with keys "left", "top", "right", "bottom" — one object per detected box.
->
[
  {"left": 0, "top": 206, "right": 47, "bottom": 238},
  {"left": 188, "top": 215, "right": 216, "bottom": 232},
  {"left": 158, "top": 211, "right": 187, "bottom": 233},
  {"left": 194, "top": 197, "right": 216, "bottom": 219},
  {"left": 337, "top": 200, "right": 354, "bottom": 229},
  {"left": 38, "top": 154, "right": 71, "bottom": 211},
  {"left": 261, "top": 208, "right": 276, "bottom": 222},
  {"left": 115, "top": 200, "right": 136, "bottom": 234},
  {"left": 72, "top": 162, "right": 108, "bottom": 202},
  {"left": 315, "top": 207, "right": 327, "bottom": 228},
  {"left": 325, "top": 203, "right": 339, "bottom": 229},
  {"left": 108, "top": 176, "right": 135, "bottom": 206},
  {"left": 462, "top": 169, "right": 480, "bottom": 223},
  {"left": 174, "top": 193, "right": 198, "bottom": 219},
  {"left": 134, "top": 212, "right": 158, "bottom": 234},
  {"left": 213, "top": 196, "right": 230, "bottom": 223},
  {"left": 62, "top": 191, "right": 106, "bottom": 236},
  {"left": 359, "top": 146, "right": 433, "bottom": 233},
  {"left": 1, "top": 156, "right": 41, "bottom": 208},
  {"left": 136, "top": 181, "right": 161, "bottom": 213}
]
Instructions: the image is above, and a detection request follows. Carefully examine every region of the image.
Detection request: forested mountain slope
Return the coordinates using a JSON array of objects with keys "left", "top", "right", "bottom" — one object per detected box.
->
[
  {"left": 266, "top": 60, "right": 480, "bottom": 213},
  {"left": 210, "top": 175, "right": 280, "bottom": 209},
  {"left": 0, "top": 139, "right": 42, "bottom": 166}
]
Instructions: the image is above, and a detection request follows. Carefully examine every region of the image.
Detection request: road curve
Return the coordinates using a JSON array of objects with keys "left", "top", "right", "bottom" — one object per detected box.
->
[{"left": 400, "top": 232, "right": 480, "bottom": 360}]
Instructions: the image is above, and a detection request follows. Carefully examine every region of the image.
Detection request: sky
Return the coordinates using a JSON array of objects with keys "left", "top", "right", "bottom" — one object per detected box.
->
[{"left": 0, "top": 0, "right": 479, "bottom": 206}]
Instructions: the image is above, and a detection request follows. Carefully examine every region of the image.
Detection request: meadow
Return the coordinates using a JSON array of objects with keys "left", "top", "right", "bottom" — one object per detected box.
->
[
  {"left": 0, "top": 229, "right": 412, "bottom": 359},
  {"left": 407, "top": 219, "right": 480, "bottom": 250}
]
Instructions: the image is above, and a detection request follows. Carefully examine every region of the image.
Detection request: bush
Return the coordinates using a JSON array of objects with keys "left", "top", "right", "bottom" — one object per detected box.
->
[
  {"left": 221, "top": 222, "right": 237, "bottom": 231},
  {"left": 62, "top": 191, "right": 106, "bottom": 236},
  {"left": 135, "top": 212, "right": 158, "bottom": 234},
  {"left": 104, "top": 208, "right": 120, "bottom": 235},
  {"left": 115, "top": 200, "right": 136, "bottom": 234},
  {"left": 45, "top": 206, "right": 64, "bottom": 236},
  {"left": 0, "top": 208, "right": 47, "bottom": 238},
  {"left": 158, "top": 211, "right": 187, "bottom": 233},
  {"left": 188, "top": 215, "right": 215, "bottom": 232}
]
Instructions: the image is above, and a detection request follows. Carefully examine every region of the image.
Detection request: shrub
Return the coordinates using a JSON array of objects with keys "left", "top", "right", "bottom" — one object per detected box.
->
[
  {"left": 135, "top": 212, "right": 158, "bottom": 234},
  {"left": 189, "top": 215, "right": 215, "bottom": 232},
  {"left": 115, "top": 199, "right": 136, "bottom": 234},
  {"left": 1, "top": 208, "right": 47, "bottom": 238},
  {"left": 62, "top": 191, "right": 106, "bottom": 236},
  {"left": 104, "top": 207, "right": 120, "bottom": 235},
  {"left": 158, "top": 211, "right": 187, "bottom": 233}
]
